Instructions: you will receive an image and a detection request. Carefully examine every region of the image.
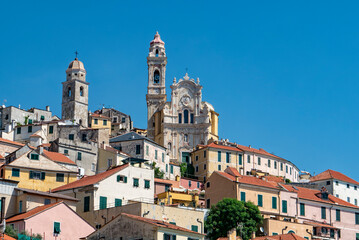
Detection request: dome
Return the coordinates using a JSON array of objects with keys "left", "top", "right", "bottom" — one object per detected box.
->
[
  {"left": 150, "top": 31, "right": 165, "bottom": 45},
  {"left": 66, "top": 58, "right": 85, "bottom": 72}
]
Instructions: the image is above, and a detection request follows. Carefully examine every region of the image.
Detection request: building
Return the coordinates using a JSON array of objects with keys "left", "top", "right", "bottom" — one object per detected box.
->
[
  {"left": 94, "top": 108, "right": 133, "bottom": 137},
  {"left": 310, "top": 169, "right": 359, "bottom": 206},
  {"left": 1, "top": 145, "right": 77, "bottom": 192},
  {"left": 110, "top": 132, "right": 171, "bottom": 178},
  {"left": 0, "top": 179, "right": 19, "bottom": 219},
  {"left": 146, "top": 32, "right": 219, "bottom": 163},
  {"left": 61, "top": 57, "right": 89, "bottom": 127},
  {"left": 191, "top": 140, "right": 300, "bottom": 182},
  {"left": 252, "top": 233, "right": 307, "bottom": 240},
  {"left": 88, "top": 113, "right": 111, "bottom": 134},
  {"left": 85, "top": 213, "right": 205, "bottom": 240},
  {"left": 0, "top": 138, "right": 24, "bottom": 158},
  {"left": 97, "top": 144, "right": 130, "bottom": 173},
  {"left": 51, "top": 163, "right": 154, "bottom": 225},
  {"left": 6, "top": 202, "right": 95, "bottom": 240}
]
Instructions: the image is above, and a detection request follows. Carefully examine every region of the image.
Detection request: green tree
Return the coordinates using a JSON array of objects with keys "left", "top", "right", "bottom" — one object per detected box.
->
[
  {"left": 151, "top": 162, "right": 164, "bottom": 179},
  {"left": 180, "top": 163, "right": 195, "bottom": 178},
  {"left": 5, "top": 224, "right": 18, "bottom": 239},
  {"left": 205, "top": 198, "right": 263, "bottom": 240}
]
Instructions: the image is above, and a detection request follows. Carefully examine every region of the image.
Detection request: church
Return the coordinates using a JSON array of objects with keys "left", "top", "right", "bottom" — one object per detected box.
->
[{"left": 146, "top": 32, "right": 219, "bottom": 163}]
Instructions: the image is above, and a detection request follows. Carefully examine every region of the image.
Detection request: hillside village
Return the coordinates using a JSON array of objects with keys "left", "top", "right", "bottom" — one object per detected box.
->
[{"left": 0, "top": 32, "right": 358, "bottom": 240}]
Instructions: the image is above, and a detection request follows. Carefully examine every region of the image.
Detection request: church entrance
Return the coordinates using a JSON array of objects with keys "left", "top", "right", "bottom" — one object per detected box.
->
[{"left": 181, "top": 152, "right": 190, "bottom": 163}]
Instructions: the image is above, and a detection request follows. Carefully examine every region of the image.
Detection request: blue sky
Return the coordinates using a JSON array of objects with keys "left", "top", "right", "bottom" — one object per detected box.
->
[{"left": 1, "top": 1, "right": 358, "bottom": 179}]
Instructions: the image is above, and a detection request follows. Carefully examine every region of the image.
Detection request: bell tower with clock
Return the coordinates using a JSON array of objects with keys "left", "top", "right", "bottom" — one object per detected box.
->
[{"left": 146, "top": 32, "right": 167, "bottom": 139}]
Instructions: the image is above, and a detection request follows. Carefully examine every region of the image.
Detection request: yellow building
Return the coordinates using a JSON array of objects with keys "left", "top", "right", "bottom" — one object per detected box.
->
[
  {"left": 89, "top": 113, "right": 111, "bottom": 134},
  {"left": 156, "top": 190, "right": 201, "bottom": 208},
  {"left": 1, "top": 145, "right": 77, "bottom": 192},
  {"left": 191, "top": 141, "right": 244, "bottom": 182}
]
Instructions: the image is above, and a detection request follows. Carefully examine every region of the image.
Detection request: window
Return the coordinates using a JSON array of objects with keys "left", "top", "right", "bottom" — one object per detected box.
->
[
  {"left": 17, "top": 128, "right": 21, "bottom": 134},
  {"left": 218, "top": 151, "right": 221, "bottom": 162},
  {"left": 103, "top": 120, "right": 107, "bottom": 126},
  {"left": 282, "top": 200, "right": 287, "bottom": 213},
  {"left": 258, "top": 195, "right": 263, "bottom": 207},
  {"left": 321, "top": 207, "right": 326, "bottom": 219},
  {"left": 44, "top": 199, "right": 51, "bottom": 205},
  {"left": 117, "top": 175, "right": 127, "bottom": 183},
  {"left": 133, "top": 178, "right": 139, "bottom": 187},
  {"left": 197, "top": 182, "right": 200, "bottom": 188},
  {"left": 53, "top": 222, "right": 61, "bottom": 234},
  {"left": 136, "top": 145, "right": 141, "bottom": 154},
  {"left": 155, "top": 150, "right": 158, "bottom": 159},
  {"left": 153, "top": 70, "right": 160, "bottom": 83},
  {"left": 28, "top": 119, "right": 32, "bottom": 124},
  {"left": 355, "top": 186, "right": 358, "bottom": 190},
  {"left": 268, "top": 159, "right": 271, "bottom": 168},
  {"left": 77, "top": 152, "right": 82, "bottom": 160},
  {"left": 190, "top": 114, "right": 194, "bottom": 124},
  {"left": 19, "top": 200, "right": 22, "bottom": 213},
  {"left": 191, "top": 225, "right": 198, "bottom": 232},
  {"left": 206, "top": 199, "right": 210, "bottom": 208},
  {"left": 238, "top": 154, "right": 242, "bottom": 165},
  {"left": 49, "top": 125, "right": 54, "bottom": 134},
  {"left": 196, "top": 166, "right": 198, "bottom": 172},
  {"left": 206, "top": 182, "right": 210, "bottom": 188},
  {"left": 326, "top": 181, "right": 331, "bottom": 185},
  {"left": 69, "top": 134, "right": 74, "bottom": 140},
  {"left": 115, "top": 198, "right": 122, "bottom": 207},
  {"left": 56, "top": 173, "right": 64, "bottom": 182},
  {"left": 336, "top": 181, "right": 339, "bottom": 186},
  {"left": 348, "top": 197, "right": 351, "bottom": 203},
  {"left": 195, "top": 156, "right": 199, "bottom": 161},
  {"left": 166, "top": 164, "right": 168, "bottom": 172},
  {"left": 247, "top": 155, "right": 250, "bottom": 163},
  {"left": 240, "top": 192, "right": 246, "bottom": 202},
  {"left": 28, "top": 126, "right": 32, "bottom": 133},
  {"left": 280, "top": 162, "right": 283, "bottom": 171},
  {"left": 64, "top": 149, "right": 68, "bottom": 155},
  {"left": 347, "top": 184, "right": 350, "bottom": 189},
  {"left": 12, "top": 168, "right": 20, "bottom": 177},
  {"left": 99, "top": 196, "right": 107, "bottom": 210},
  {"left": 290, "top": 167, "right": 292, "bottom": 175},
  {"left": 29, "top": 171, "right": 45, "bottom": 180},
  {"left": 91, "top": 163, "right": 96, "bottom": 172},
  {"left": 204, "top": 164, "right": 207, "bottom": 170},
  {"left": 226, "top": 152, "right": 230, "bottom": 163},
  {"left": 107, "top": 159, "right": 112, "bottom": 168},
  {"left": 67, "top": 87, "right": 71, "bottom": 97},
  {"left": 355, "top": 199, "right": 358, "bottom": 206},
  {"left": 94, "top": 119, "right": 98, "bottom": 125},
  {"left": 204, "top": 150, "right": 206, "bottom": 158},
  {"left": 144, "top": 180, "right": 150, "bottom": 189},
  {"left": 258, "top": 157, "right": 261, "bottom": 165},
  {"left": 178, "top": 113, "right": 182, "bottom": 123},
  {"left": 80, "top": 87, "right": 84, "bottom": 96},
  {"left": 170, "top": 165, "right": 173, "bottom": 174},
  {"left": 286, "top": 165, "right": 288, "bottom": 173},
  {"left": 164, "top": 234, "right": 177, "bottom": 240},
  {"left": 274, "top": 161, "right": 277, "bottom": 169},
  {"left": 336, "top": 209, "right": 340, "bottom": 221},
  {"left": 300, "top": 203, "right": 305, "bottom": 216},
  {"left": 162, "top": 153, "right": 164, "bottom": 163},
  {"left": 184, "top": 110, "right": 189, "bottom": 123},
  {"left": 218, "top": 165, "right": 221, "bottom": 171},
  {"left": 356, "top": 213, "right": 359, "bottom": 225},
  {"left": 84, "top": 196, "right": 90, "bottom": 212},
  {"left": 272, "top": 197, "right": 277, "bottom": 209},
  {"left": 146, "top": 146, "right": 149, "bottom": 156},
  {"left": 112, "top": 117, "right": 118, "bottom": 123},
  {"left": 30, "top": 154, "right": 39, "bottom": 160},
  {"left": 121, "top": 117, "right": 126, "bottom": 123}
]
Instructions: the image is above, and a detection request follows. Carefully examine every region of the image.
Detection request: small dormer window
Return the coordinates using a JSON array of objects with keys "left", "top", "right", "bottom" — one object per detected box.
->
[
  {"left": 30, "top": 154, "right": 39, "bottom": 160},
  {"left": 322, "top": 192, "right": 328, "bottom": 200}
]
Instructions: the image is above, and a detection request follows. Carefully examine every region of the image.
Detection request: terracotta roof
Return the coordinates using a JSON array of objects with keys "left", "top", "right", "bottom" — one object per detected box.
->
[
  {"left": 0, "top": 154, "right": 3, "bottom": 159},
  {"left": 29, "top": 134, "right": 42, "bottom": 138},
  {"left": 43, "top": 150, "right": 76, "bottom": 165},
  {"left": 0, "top": 138, "right": 24, "bottom": 147},
  {"left": 155, "top": 178, "right": 180, "bottom": 188},
  {"left": 121, "top": 213, "right": 204, "bottom": 235},
  {"left": 7, "top": 202, "right": 61, "bottom": 223},
  {"left": 236, "top": 144, "right": 285, "bottom": 160},
  {"left": 283, "top": 185, "right": 359, "bottom": 209},
  {"left": 252, "top": 233, "right": 307, "bottom": 240},
  {"left": 16, "top": 188, "right": 79, "bottom": 201},
  {"left": 262, "top": 175, "right": 285, "bottom": 183},
  {"left": 90, "top": 113, "right": 111, "bottom": 119},
  {"left": 150, "top": 32, "right": 165, "bottom": 45},
  {"left": 2, "top": 234, "right": 17, "bottom": 240},
  {"left": 225, "top": 167, "right": 240, "bottom": 177},
  {"left": 52, "top": 164, "right": 129, "bottom": 192},
  {"left": 303, "top": 221, "right": 338, "bottom": 229},
  {"left": 198, "top": 142, "right": 243, "bottom": 152},
  {"left": 216, "top": 171, "right": 279, "bottom": 190},
  {"left": 39, "top": 143, "right": 51, "bottom": 147},
  {"left": 310, "top": 169, "right": 359, "bottom": 185}
]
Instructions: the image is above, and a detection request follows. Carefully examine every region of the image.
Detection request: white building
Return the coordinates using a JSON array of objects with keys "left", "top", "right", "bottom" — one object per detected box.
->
[{"left": 310, "top": 169, "right": 359, "bottom": 206}]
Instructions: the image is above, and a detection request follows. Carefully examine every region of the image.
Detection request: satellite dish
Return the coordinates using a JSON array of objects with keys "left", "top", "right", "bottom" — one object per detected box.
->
[{"left": 260, "top": 227, "right": 264, "bottom": 233}]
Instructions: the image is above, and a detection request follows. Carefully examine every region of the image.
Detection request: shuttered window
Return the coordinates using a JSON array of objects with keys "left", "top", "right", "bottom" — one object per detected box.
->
[
  {"left": 99, "top": 196, "right": 107, "bottom": 210},
  {"left": 272, "top": 197, "right": 277, "bottom": 209},
  {"left": 12, "top": 168, "right": 20, "bottom": 177},
  {"left": 218, "top": 151, "right": 221, "bottom": 162},
  {"left": 84, "top": 196, "right": 90, "bottom": 212},
  {"left": 56, "top": 173, "right": 64, "bottom": 182},
  {"left": 144, "top": 180, "right": 150, "bottom": 189},
  {"left": 115, "top": 198, "right": 122, "bottom": 207},
  {"left": 258, "top": 195, "right": 263, "bottom": 207},
  {"left": 191, "top": 225, "right": 198, "bottom": 232},
  {"left": 53, "top": 222, "right": 61, "bottom": 234},
  {"left": 240, "top": 192, "right": 246, "bottom": 202},
  {"left": 282, "top": 200, "right": 287, "bottom": 213},
  {"left": 336, "top": 209, "right": 340, "bottom": 221},
  {"left": 300, "top": 203, "right": 305, "bottom": 216},
  {"left": 321, "top": 207, "right": 326, "bottom": 219}
]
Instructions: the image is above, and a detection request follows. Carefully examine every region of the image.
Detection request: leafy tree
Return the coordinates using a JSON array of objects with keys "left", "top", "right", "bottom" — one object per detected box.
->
[
  {"left": 180, "top": 163, "right": 195, "bottom": 178},
  {"left": 151, "top": 162, "right": 164, "bottom": 179},
  {"left": 5, "top": 225, "right": 18, "bottom": 239},
  {"left": 205, "top": 198, "right": 263, "bottom": 240}
]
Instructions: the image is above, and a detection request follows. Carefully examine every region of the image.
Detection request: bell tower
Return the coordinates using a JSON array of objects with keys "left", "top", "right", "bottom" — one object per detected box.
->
[
  {"left": 146, "top": 32, "right": 167, "bottom": 139},
  {"left": 61, "top": 57, "right": 89, "bottom": 127}
]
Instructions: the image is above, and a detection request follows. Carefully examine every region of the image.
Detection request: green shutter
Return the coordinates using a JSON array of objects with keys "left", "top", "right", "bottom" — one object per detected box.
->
[
  {"left": 170, "top": 165, "right": 173, "bottom": 174},
  {"left": 272, "top": 197, "right": 277, "bottom": 209},
  {"left": 84, "top": 196, "right": 90, "bottom": 212},
  {"left": 145, "top": 180, "right": 150, "bottom": 189},
  {"left": 258, "top": 195, "right": 263, "bottom": 207},
  {"left": 49, "top": 125, "right": 54, "bottom": 134},
  {"left": 12, "top": 168, "right": 20, "bottom": 177},
  {"left": 238, "top": 154, "right": 242, "bottom": 165},
  {"left": 336, "top": 209, "right": 340, "bottom": 221},
  {"left": 300, "top": 203, "right": 305, "bottom": 216},
  {"left": 29, "top": 171, "right": 34, "bottom": 179},
  {"left": 321, "top": 207, "right": 326, "bottom": 219},
  {"left": 169, "top": 222, "right": 176, "bottom": 225},
  {"left": 124, "top": 176, "right": 127, "bottom": 183},
  {"left": 117, "top": 175, "right": 121, "bottom": 182},
  {"left": 191, "top": 225, "right": 198, "bottom": 232},
  {"left": 133, "top": 178, "right": 139, "bottom": 187},
  {"left": 282, "top": 200, "right": 287, "bottom": 213},
  {"left": 115, "top": 198, "right": 122, "bottom": 207},
  {"left": 100, "top": 196, "right": 107, "bottom": 210},
  {"left": 41, "top": 172, "right": 46, "bottom": 180},
  {"left": 240, "top": 192, "right": 246, "bottom": 202},
  {"left": 218, "top": 151, "right": 221, "bottom": 162},
  {"left": 356, "top": 213, "right": 359, "bottom": 225},
  {"left": 54, "top": 222, "right": 61, "bottom": 234}
]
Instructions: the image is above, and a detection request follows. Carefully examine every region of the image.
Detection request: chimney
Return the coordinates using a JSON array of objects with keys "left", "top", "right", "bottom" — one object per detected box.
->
[
  {"left": 39, "top": 146, "right": 44, "bottom": 155},
  {"left": 249, "top": 145, "right": 251, "bottom": 149},
  {"left": 228, "top": 228, "right": 237, "bottom": 240},
  {"left": 46, "top": 106, "right": 50, "bottom": 111}
]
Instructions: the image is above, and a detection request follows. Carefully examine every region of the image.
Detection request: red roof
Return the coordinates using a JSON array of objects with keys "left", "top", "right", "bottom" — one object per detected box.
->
[
  {"left": 204, "top": 142, "right": 243, "bottom": 152},
  {"left": 303, "top": 221, "right": 338, "bottom": 229},
  {"left": 43, "top": 150, "right": 76, "bottom": 165},
  {"left": 2, "top": 234, "right": 17, "bottom": 240},
  {"left": 0, "top": 154, "right": 4, "bottom": 159},
  {"left": 252, "top": 233, "right": 307, "bottom": 240},
  {"left": 121, "top": 213, "right": 204, "bottom": 235},
  {"left": 236, "top": 144, "right": 285, "bottom": 160},
  {"left": 155, "top": 178, "right": 180, "bottom": 188},
  {"left": 225, "top": 167, "right": 240, "bottom": 177},
  {"left": 262, "top": 175, "right": 285, "bottom": 183},
  {"left": 52, "top": 164, "right": 129, "bottom": 192},
  {"left": 90, "top": 113, "right": 111, "bottom": 119},
  {"left": 0, "top": 138, "right": 24, "bottom": 147},
  {"left": 7, "top": 202, "right": 60, "bottom": 223},
  {"left": 310, "top": 169, "right": 359, "bottom": 185}
]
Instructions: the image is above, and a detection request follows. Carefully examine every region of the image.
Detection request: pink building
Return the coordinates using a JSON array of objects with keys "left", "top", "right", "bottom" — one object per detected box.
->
[{"left": 6, "top": 202, "right": 95, "bottom": 240}]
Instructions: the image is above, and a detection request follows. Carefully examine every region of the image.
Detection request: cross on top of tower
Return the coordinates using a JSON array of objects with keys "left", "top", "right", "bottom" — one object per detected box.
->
[{"left": 74, "top": 50, "right": 79, "bottom": 60}]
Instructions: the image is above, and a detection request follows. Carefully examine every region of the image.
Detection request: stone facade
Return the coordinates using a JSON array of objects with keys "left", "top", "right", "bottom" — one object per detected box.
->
[
  {"left": 61, "top": 58, "right": 89, "bottom": 127},
  {"left": 94, "top": 108, "right": 133, "bottom": 137},
  {"left": 146, "top": 32, "right": 219, "bottom": 163}
]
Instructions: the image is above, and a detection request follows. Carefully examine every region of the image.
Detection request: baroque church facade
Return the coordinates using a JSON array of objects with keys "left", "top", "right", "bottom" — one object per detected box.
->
[{"left": 146, "top": 32, "right": 219, "bottom": 163}]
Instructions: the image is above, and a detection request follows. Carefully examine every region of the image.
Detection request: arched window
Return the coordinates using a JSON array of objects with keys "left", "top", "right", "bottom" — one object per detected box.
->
[
  {"left": 80, "top": 87, "right": 84, "bottom": 96},
  {"left": 155, "top": 49, "right": 159, "bottom": 57},
  {"left": 68, "top": 87, "right": 71, "bottom": 97},
  {"left": 153, "top": 70, "right": 160, "bottom": 84},
  {"left": 168, "top": 142, "right": 172, "bottom": 151},
  {"left": 184, "top": 109, "right": 189, "bottom": 124}
]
